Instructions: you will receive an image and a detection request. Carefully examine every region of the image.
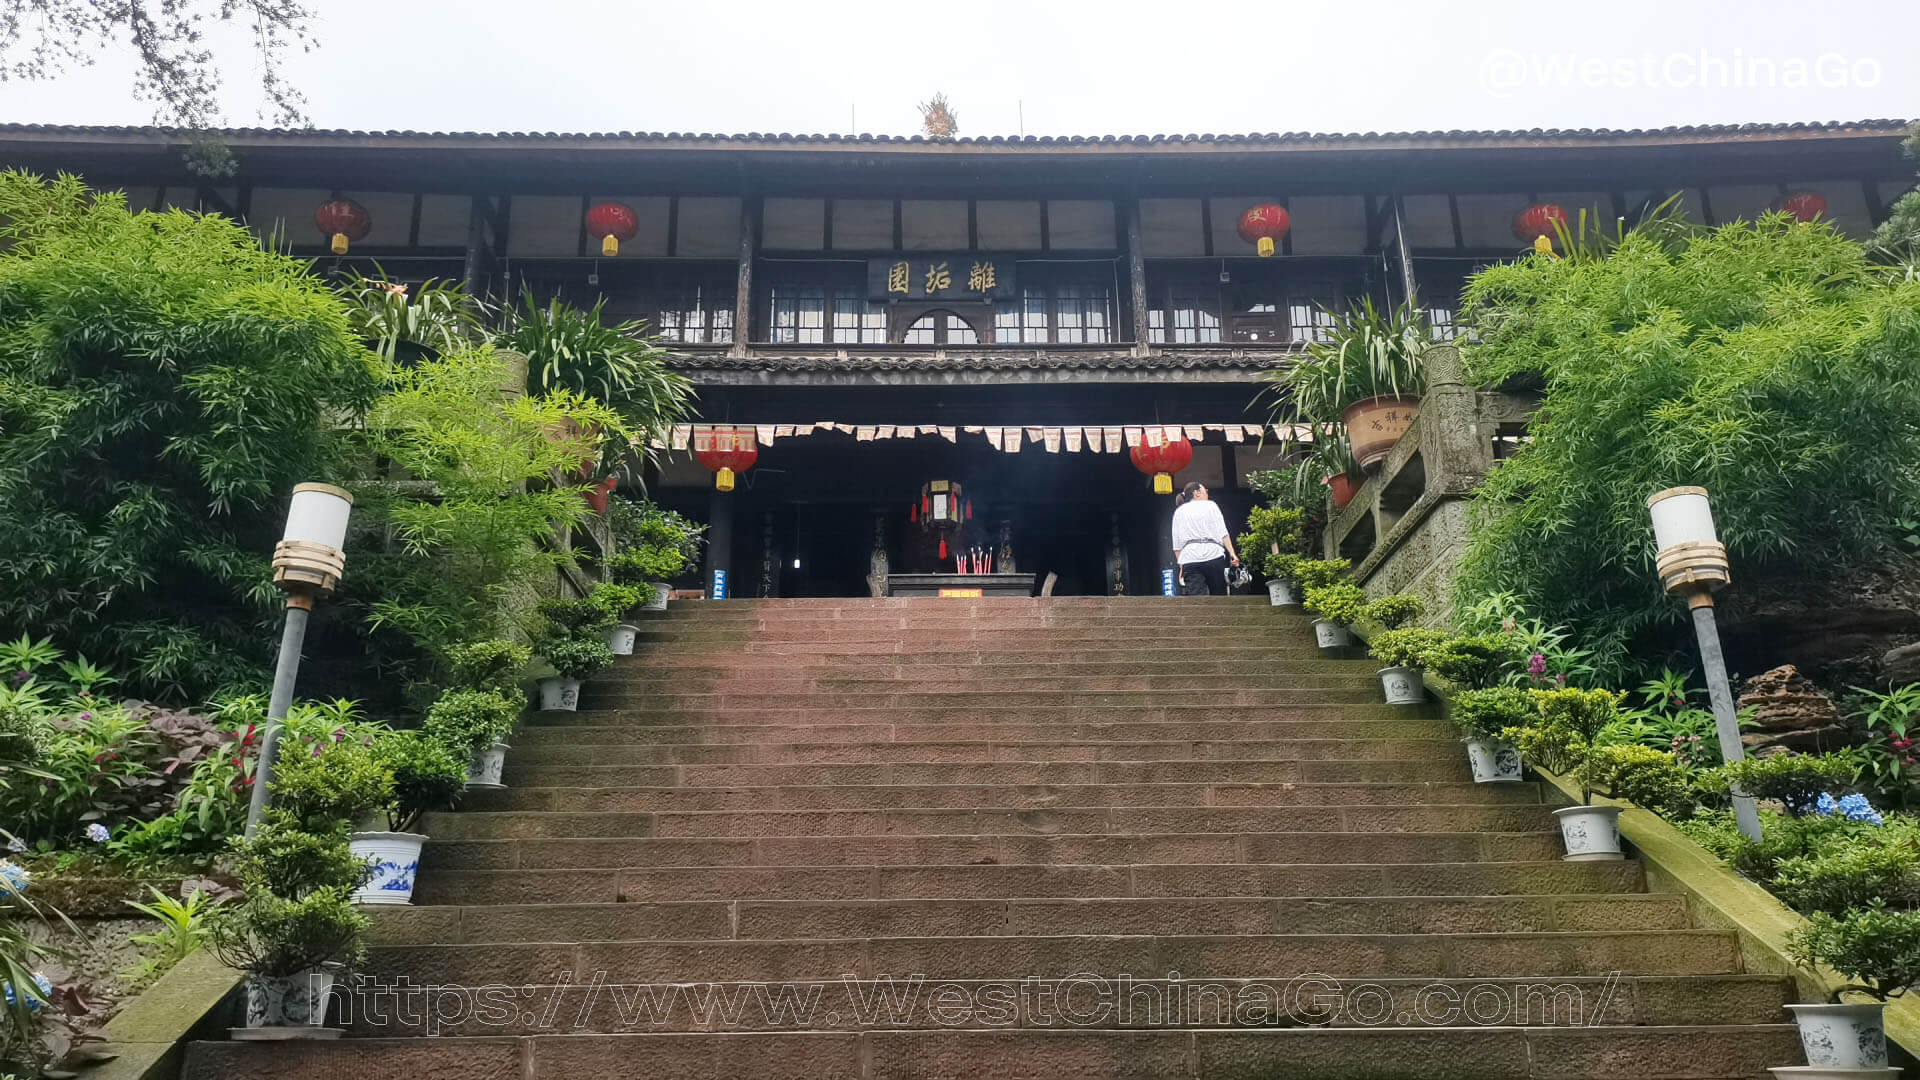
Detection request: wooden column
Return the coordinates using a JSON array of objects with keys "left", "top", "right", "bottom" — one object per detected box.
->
[
  {"left": 1391, "top": 193, "right": 1420, "bottom": 307},
  {"left": 704, "top": 488, "right": 736, "bottom": 598},
  {"left": 462, "top": 196, "right": 489, "bottom": 300},
  {"left": 1125, "top": 198, "right": 1151, "bottom": 350},
  {"left": 730, "top": 197, "right": 760, "bottom": 357}
]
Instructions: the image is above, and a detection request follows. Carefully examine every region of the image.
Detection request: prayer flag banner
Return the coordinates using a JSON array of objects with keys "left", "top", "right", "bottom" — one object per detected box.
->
[
  {"left": 1185, "top": 425, "right": 1205, "bottom": 442},
  {"left": 1124, "top": 427, "right": 1144, "bottom": 448},
  {"left": 1064, "top": 427, "right": 1083, "bottom": 452},
  {"left": 757, "top": 425, "right": 775, "bottom": 446},
  {"left": 1043, "top": 428, "right": 1062, "bottom": 453}
]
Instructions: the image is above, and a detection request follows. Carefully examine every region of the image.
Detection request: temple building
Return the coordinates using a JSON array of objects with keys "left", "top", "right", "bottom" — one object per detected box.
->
[{"left": 3, "top": 119, "right": 1909, "bottom": 597}]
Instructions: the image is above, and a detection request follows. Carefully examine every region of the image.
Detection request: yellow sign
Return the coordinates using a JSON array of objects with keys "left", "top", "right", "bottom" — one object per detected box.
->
[{"left": 937, "top": 588, "right": 983, "bottom": 597}]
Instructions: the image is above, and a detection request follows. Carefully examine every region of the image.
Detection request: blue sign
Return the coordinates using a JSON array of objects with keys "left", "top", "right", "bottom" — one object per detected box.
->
[
  {"left": 711, "top": 568, "right": 728, "bottom": 599},
  {"left": 1161, "top": 568, "right": 1177, "bottom": 597}
]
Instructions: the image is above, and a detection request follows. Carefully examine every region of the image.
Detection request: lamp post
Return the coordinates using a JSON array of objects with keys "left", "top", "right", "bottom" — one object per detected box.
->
[
  {"left": 1646, "top": 486, "right": 1761, "bottom": 841},
  {"left": 243, "top": 483, "right": 354, "bottom": 838}
]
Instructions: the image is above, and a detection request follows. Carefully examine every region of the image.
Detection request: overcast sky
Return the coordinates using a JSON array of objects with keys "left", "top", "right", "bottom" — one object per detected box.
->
[{"left": 1, "top": 0, "right": 1913, "bottom": 137}]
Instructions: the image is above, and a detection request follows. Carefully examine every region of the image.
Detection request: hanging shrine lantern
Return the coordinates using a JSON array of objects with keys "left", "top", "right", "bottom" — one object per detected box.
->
[
  {"left": 1774, "top": 190, "right": 1828, "bottom": 223},
  {"left": 314, "top": 197, "right": 371, "bottom": 255},
  {"left": 1130, "top": 434, "right": 1194, "bottom": 495},
  {"left": 914, "top": 480, "right": 966, "bottom": 559},
  {"left": 1513, "top": 202, "right": 1568, "bottom": 255},
  {"left": 585, "top": 201, "right": 639, "bottom": 256},
  {"left": 1237, "top": 203, "right": 1291, "bottom": 257},
  {"left": 694, "top": 427, "right": 757, "bottom": 492}
]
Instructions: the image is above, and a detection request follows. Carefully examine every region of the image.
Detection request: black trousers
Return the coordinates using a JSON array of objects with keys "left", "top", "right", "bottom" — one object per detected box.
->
[{"left": 1179, "top": 557, "right": 1230, "bottom": 596}]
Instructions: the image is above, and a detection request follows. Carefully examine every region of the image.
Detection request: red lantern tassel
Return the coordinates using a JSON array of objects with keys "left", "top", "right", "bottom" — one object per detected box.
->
[
  {"left": 909, "top": 503, "right": 918, "bottom": 524},
  {"left": 965, "top": 500, "right": 972, "bottom": 521},
  {"left": 922, "top": 494, "right": 931, "bottom": 516},
  {"left": 939, "top": 537, "right": 948, "bottom": 559}
]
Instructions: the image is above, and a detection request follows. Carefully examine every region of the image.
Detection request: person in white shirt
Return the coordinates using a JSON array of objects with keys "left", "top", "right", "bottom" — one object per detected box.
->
[{"left": 1170, "top": 482, "right": 1241, "bottom": 596}]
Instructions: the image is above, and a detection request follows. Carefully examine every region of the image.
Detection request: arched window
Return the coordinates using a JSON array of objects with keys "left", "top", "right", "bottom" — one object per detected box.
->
[{"left": 902, "top": 310, "right": 979, "bottom": 345}]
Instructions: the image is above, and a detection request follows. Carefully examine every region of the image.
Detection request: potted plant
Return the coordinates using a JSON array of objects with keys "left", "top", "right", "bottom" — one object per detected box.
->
[
  {"left": 1360, "top": 594, "right": 1429, "bottom": 704},
  {"left": 1270, "top": 297, "right": 1430, "bottom": 470},
  {"left": 1235, "top": 505, "right": 1305, "bottom": 606},
  {"left": 266, "top": 735, "right": 433, "bottom": 907},
  {"left": 591, "top": 583, "right": 646, "bottom": 655},
  {"left": 1289, "top": 558, "right": 1352, "bottom": 615},
  {"left": 345, "top": 730, "right": 466, "bottom": 906},
  {"left": 532, "top": 596, "right": 617, "bottom": 712},
  {"left": 1449, "top": 686, "right": 1533, "bottom": 783},
  {"left": 608, "top": 499, "right": 705, "bottom": 611},
  {"left": 424, "top": 689, "right": 522, "bottom": 789},
  {"left": 212, "top": 816, "right": 370, "bottom": 1035},
  {"left": 1783, "top": 903, "right": 1920, "bottom": 1076},
  {"left": 1508, "top": 688, "right": 1672, "bottom": 860},
  {"left": 1302, "top": 582, "right": 1366, "bottom": 652}
]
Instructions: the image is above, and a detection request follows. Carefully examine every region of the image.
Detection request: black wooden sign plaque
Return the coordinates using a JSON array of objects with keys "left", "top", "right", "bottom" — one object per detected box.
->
[{"left": 866, "top": 255, "right": 1017, "bottom": 302}]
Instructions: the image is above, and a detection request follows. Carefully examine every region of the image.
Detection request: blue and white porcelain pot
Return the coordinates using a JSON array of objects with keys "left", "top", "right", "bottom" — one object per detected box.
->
[{"left": 348, "top": 831, "right": 427, "bottom": 905}]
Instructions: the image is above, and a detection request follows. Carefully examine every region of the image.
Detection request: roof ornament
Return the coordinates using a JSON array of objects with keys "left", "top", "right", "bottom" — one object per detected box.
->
[{"left": 918, "top": 93, "right": 958, "bottom": 139}]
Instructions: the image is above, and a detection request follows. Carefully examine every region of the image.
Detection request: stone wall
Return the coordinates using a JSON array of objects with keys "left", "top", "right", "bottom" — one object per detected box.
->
[{"left": 1320, "top": 345, "right": 1537, "bottom": 620}]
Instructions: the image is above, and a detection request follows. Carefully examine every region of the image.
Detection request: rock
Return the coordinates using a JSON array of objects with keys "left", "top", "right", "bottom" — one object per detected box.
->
[
  {"left": 1736, "top": 664, "right": 1854, "bottom": 754},
  {"left": 1719, "top": 557, "right": 1920, "bottom": 686},
  {"left": 1884, "top": 642, "right": 1920, "bottom": 687}
]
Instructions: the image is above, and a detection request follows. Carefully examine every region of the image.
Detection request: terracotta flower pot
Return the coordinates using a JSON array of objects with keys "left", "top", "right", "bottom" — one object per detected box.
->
[
  {"left": 1341, "top": 395, "right": 1421, "bottom": 469},
  {"left": 1323, "top": 473, "right": 1358, "bottom": 509},
  {"left": 584, "top": 475, "right": 618, "bottom": 515}
]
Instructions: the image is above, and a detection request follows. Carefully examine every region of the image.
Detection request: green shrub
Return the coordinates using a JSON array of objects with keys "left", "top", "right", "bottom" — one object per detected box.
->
[
  {"left": 1235, "top": 505, "right": 1304, "bottom": 581},
  {"left": 422, "top": 690, "right": 520, "bottom": 757},
  {"left": 1788, "top": 903, "right": 1920, "bottom": 1002},
  {"left": 373, "top": 730, "right": 466, "bottom": 832},
  {"left": 1303, "top": 583, "right": 1367, "bottom": 627},
  {"left": 1289, "top": 559, "right": 1352, "bottom": 592},
  {"left": 266, "top": 738, "right": 394, "bottom": 831},
  {"left": 1772, "top": 833, "right": 1920, "bottom": 917},
  {"left": 1576, "top": 743, "right": 1697, "bottom": 818},
  {"left": 1368, "top": 627, "right": 1450, "bottom": 671},
  {"left": 1450, "top": 687, "right": 1535, "bottom": 743},
  {"left": 229, "top": 814, "right": 369, "bottom": 900},
  {"left": 443, "top": 640, "right": 529, "bottom": 700},
  {"left": 1361, "top": 593, "right": 1424, "bottom": 630},
  {"left": 542, "top": 637, "right": 616, "bottom": 681},
  {"left": 210, "top": 885, "right": 367, "bottom": 978},
  {"left": 1721, "top": 753, "right": 1856, "bottom": 817},
  {"left": 1456, "top": 216, "right": 1920, "bottom": 677},
  {"left": 0, "top": 173, "right": 381, "bottom": 699},
  {"left": 1425, "top": 633, "right": 1522, "bottom": 690},
  {"left": 589, "top": 583, "right": 645, "bottom": 620}
]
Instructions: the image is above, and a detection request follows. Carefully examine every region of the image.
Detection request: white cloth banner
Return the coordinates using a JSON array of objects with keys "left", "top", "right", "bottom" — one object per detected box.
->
[
  {"left": 671, "top": 424, "right": 692, "bottom": 450},
  {"left": 1184, "top": 425, "right": 1205, "bottom": 442},
  {"left": 1043, "top": 428, "right": 1062, "bottom": 453},
  {"left": 1103, "top": 427, "right": 1123, "bottom": 453},
  {"left": 1064, "top": 427, "right": 1083, "bottom": 452},
  {"left": 1003, "top": 428, "right": 1022, "bottom": 453},
  {"left": 1225, "top": 425, "right": 1245, "bottom": 442},
  {"left": 985, "top": 427, "right": 1003, "bottom": 450},
  {"left": 757, "top": 425, "right": 775, "bottom": 447},
  {"left": 1124, "top": 427, "right": 1144, "bottom": 448},
  {"left": 939, "top": 427, "right": 957, "bottom": 442}
]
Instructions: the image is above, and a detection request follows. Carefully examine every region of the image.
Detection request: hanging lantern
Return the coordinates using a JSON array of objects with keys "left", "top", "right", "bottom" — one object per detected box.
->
[
  {"left": 1237, "top": 203, "right": 1291, "bottom": 258},
  {"left": 694, "top": 428, "right": 757, "bottom": 492},
  {"left": 1513, "top": 203, "right": 1569, "bottom": 253},
  {"left": 918, "top": 480, "right": 964, "bottom": 527},
  {"left": 314, "top": 197, "right": 372, "bottom": 255},
  {"left": 1130, "top": 435, "right": 1194, "bottom": 495},
  {"left": 585, "top": 201, "right": 640, "bottom": 257},
  {"left": 1774, "top": 190, "right": 1828, "bottom": 223}
]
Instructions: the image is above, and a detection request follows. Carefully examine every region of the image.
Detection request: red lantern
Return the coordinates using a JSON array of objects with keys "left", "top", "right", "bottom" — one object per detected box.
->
[
  {"left": 314, "top": 197, "right": 371, "bottom": 255},
  {"left": 1237, "top": 204, "right": 1291, "bottom": 258},
  {"left": 1130, "top": 434, "right": 1194, "bottom": 495},
  {"left": 1513, "top": 203, "right": 1569, "bottom": 253},
  {"left": 694, "top": 428, "right": 757, "bottom": 492},
  {"left": 1775, "top": 190, "right": 1827, "bottom": 223},
  {"left": 585, "top": 201, "right": 640, "bottom": 257}
]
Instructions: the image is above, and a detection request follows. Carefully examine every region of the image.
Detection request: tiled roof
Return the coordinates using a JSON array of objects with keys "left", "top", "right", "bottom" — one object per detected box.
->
[
  {"left": 0, "top": 119, "right": 1906, "bottom": 149},
  {"left": 667, "top": 348, "right": 1282, "bottom": 373}
]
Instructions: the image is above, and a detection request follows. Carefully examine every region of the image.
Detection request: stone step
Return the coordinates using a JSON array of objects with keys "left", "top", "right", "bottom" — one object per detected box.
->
[
  {"left": 616, "top": 645, "right": 1346, "bottom": 664},
  {"left": 484, "top": 739, "right": 1471, "bottom": 767},
  {"left": 627, "top": 627, "right": 1322, "bottom": 646},
  {"left": 419, "top": 803, "right": 1561, "bottom": 840},
  {"left": 360, "top": 928, "right": 1745, "bottom": 985},
  {"left": 500, "top": 758, "right": 1469, "bottom": 790},
  {"left": 629, "top": 614, "right": 1320, "bottom": 632},
  {"left": 578, "top": 689, "right": 1387, "bottom": 710},
  {"left": 507, "top": 718, "right": 1458, "bottom": 751},
  {"left": 597, "top": 658, "right": 1370, "bottom": 678},
  {"left": 419, "top": 830, "right": 1564, "bottom": 871},
  {"left": 332, "top": 974, "right": 1792, "bottom": 1037},
  {"left": 410, "top": 860, "right": 1644, "bottom": 906},
  {"left": 592, "top": 672, "right": 1387, "bottom": 693},
  {"left": 459, "top": 780, "right": 1528, "bottom": 814},
  {"left": 368, "top": 894, "right": 1691, "bottom": 947},
  {"left": 524, "top": 703, "right": 1438, "bottom": 728},
  {"left": 183, "top": 1024, "right": 1804, "bottom": 1080}
]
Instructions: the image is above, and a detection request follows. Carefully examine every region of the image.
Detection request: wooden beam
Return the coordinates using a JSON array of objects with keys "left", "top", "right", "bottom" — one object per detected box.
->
[
  {"left": 463, "top": 196, "right": 489, "bottom": 299},
  {"left": 1125, "top": 198, "right": 1150, "bottom": 349},
  {"left": 730, "top": 197, "right": 760, "bottom": 357},
  {"left": 1390, "top": 193, "right": 1420, "bottom": 307}
]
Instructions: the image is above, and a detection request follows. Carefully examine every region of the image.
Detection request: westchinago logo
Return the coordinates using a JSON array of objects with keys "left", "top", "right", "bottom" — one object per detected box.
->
[
  {"left": 341, "top": 972, "right": 1627, "bottom": 1035},
  {"left": 1479, "top": 49, "right": 1882, "bottom": 98}
]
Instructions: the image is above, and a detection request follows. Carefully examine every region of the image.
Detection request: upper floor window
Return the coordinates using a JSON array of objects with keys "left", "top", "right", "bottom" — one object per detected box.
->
[
  {"left": 994, "top": 281, "right": 1112, "bottom": 344},
  {"left": 1149, "top": 286, "right": 1223, "bottom": 344},
  {"left": 903, "top": 310, "right": 980, "bottom": 345},
  {"left": 655, "top": 282, "right": 735, "bottom": 344},
  {"left": 769, "top": 282, "right": 884, "bottom": 344}
]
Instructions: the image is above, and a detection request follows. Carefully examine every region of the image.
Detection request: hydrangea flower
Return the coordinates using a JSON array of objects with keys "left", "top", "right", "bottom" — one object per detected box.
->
[
  {"left": 1814, "top": 792, "right": 1886, "bottom": 825},
  {"left": 0, "top": 861, "right": 30, "bottom": 898},
  {"left": 1, "top": 972, "right": 51, "bottom": 1012},
  {"left": 84, "top": 823, "right": 109, "bottom": 844}
]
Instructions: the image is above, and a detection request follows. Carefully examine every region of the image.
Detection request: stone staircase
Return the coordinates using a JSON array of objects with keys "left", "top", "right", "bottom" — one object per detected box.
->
[{"left": 185, "top": 596, "right": 1800, "bottom": 1078}]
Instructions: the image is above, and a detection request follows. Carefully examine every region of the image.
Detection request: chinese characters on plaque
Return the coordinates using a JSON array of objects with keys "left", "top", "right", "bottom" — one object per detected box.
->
[{"left": 868, "top": 256, "right": 1016, "bottom": 301}]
